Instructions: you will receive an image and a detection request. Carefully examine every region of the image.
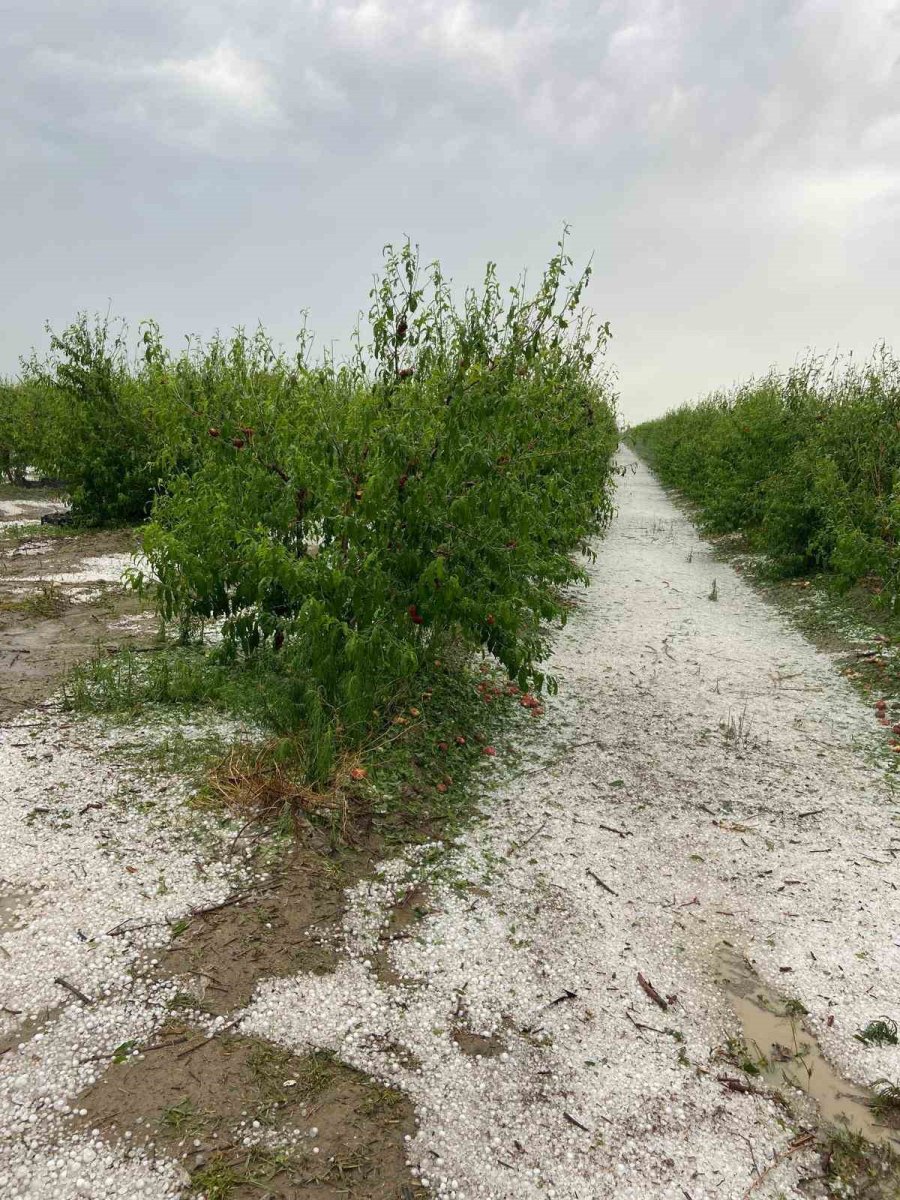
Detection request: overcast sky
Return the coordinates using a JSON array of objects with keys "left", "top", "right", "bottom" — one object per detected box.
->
[{"left": 3, "top": 1, "right": 899, "bottom": 421}]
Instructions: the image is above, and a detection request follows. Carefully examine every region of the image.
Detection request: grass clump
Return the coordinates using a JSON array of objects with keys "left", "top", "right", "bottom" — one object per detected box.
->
[
  {"left": 159, "top": 1097, "right": 207, "bottom": 1136},
  {"left": 856, "top": 1018, "right": 899, "bottom": 1047},
  {"left": 870, "top": 1080, "right": 900, "bottom": 1119},
  {"left": 821, "top": 1129, "right": 900, "bottom": 1197},
  {"left": 0, "top": 582, "right": 69, "bottom": 618},
  {"left": 66, "top": 636, "right": 523, "bottom": 844}
]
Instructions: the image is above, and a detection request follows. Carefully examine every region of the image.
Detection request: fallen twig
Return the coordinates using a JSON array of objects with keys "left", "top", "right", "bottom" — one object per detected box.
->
[
  {"left": 549, "top": 989, "right": 578, "bottom": 1006},
  {"left": 141, "top": 1036, "right": 190, "bottom": 1054},
  {"left": 597, "top": 823, "right": 632, "bottom": 838},
  {"left": 106, "top": 917, "right": 168, "bottom": 937},
  {"left": 637, "top": 972, "right": 668, "bottom": 1011},
  {"left": 625, "top": 1010, "right": 674, "bottom": 1036},
  {"left": 586, "top": 869, "right": 617, "bottom": 896},
  {"left": 54, "top": 976, "right": 93, "bottom": 1006},
  {"left": 516, "top": 819, "right": 548, "bottom": 849},
  {"left": 563, "top": 1111, "right": 591, "bottom": 1132},
  {"left": 740, "top": 1133, "right": 816, "bottom": 1198},
  {"left": 175, "top": 1016, "right": 242, "bottom": 1059},
  {"left": 189, "top": 891, "right": 253, "bottom": 919}
]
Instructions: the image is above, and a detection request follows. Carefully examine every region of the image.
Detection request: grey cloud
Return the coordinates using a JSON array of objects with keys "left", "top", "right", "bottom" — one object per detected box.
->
[{"left": 2, "top": 0, "right": 899, "bottom": 419}]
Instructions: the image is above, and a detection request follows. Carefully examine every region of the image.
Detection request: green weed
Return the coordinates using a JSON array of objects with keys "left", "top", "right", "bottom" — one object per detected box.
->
[
  {"left": 870, "top": 1080, "right": 900, "bottom": 1119},
  {"left": 856, "top": 1018, "right": 899, "bottom": 1047},
  {"left": 0, "top": 582, "right": 69, "bottom": 618},
  {"left": 159, "top": 1097, "right": 207, "bottom": 1136}
]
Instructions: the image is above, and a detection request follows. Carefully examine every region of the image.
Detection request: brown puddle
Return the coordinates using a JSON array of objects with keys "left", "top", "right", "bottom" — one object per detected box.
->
[
  {"left": 715, "top": 947, "right": 900, "bottom": 1150},
  {"left": 0, "top": 887, "right": 33, "bottom": 935}
]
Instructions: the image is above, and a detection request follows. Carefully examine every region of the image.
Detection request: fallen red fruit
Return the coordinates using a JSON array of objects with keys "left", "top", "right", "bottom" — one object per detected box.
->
[
  {"left": 483, "top": 746, "right": 496, "bottom": 756},
  {"left": 350, "top": 767, "right": 367, "bottom": 780},
  {"left": 437, "top": 741, "right": 449, "bottom": 752},
  {"left": 455, "top": 735, "right": 466, "bottom": 746},
  {"left": 408, "top": 605, "right": 424, "bottom": 625},
  {"left": 208, "top": 427, "right": 220, "bottom": 438},
  {"left": 436, "top": 782, "right": 448, "bottom": 794},
  {"left": 232, "top": 437, "right": 245, "bottom": 449},
  {"left": 486, "top": 614, "right": 495, "bottom": 625}
]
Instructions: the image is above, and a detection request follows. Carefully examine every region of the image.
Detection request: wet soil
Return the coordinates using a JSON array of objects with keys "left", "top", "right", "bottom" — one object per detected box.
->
[
  {"left": 0, "top": 526, "right": 154, "bottom": 719},
  {"left": 79, "top": 1030, "right": 425, "bottom": 1199},
  {"left": 370, "top": 886, "right": 433, "bottom": 988},
  {"left": 74, "top": 826, "right": 429, "bottom": 1198},
  {"left": 715, "top": 945, "right": 900, "bottom": 1197},
  {"left": 160, "top": 842, "right": 369, "bottom": 1016},
  {"left": 717, "top": 947, "right": 900, "bottom": 1149}
]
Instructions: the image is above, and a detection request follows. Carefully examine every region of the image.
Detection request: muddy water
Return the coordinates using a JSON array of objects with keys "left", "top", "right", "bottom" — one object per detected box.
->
[
  {"left": 0, "top": 888, "right": 32, "bottom": 935},
  {"left": 716, "top": 946, "right": 900, "bottom": 1149}
]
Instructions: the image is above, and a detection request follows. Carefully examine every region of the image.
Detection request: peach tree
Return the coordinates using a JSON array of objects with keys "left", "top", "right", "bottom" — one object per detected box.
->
[{"left": 137, "top": 239, "right": 618, "bottom": 780}]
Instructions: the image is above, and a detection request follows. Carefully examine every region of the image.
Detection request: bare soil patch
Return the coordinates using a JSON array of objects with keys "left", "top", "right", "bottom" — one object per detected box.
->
[
  {"left": 78, "top": 1030, "right": 424, "bottom": 1199},
  {"left": 160, "top": 843, "right": 372, "bottom": 1016},
  {"left": 0, "top": 526, "right": 153, "bottom": 718},
  {"left": 73, "top": 830, "right": 429, "bottom": 1198}
]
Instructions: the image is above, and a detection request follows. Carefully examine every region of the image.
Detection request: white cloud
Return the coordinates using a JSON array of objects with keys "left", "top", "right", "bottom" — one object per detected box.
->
[
  {"left": 155, "top": 42, "right": 277, "bottom": 118},
  {"left": 3, "top": 0, "right": 900, "bottom": 418}
]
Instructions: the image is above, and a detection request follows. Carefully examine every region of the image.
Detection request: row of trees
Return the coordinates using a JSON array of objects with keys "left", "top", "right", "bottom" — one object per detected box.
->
[
  {"left": 3, "top": 240, "right": 620, "bottom": 781},
  {"left": 631, "top": 348, "right": 900, "bottom": 600}
]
